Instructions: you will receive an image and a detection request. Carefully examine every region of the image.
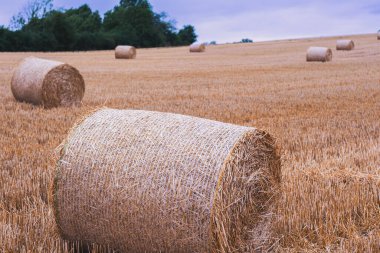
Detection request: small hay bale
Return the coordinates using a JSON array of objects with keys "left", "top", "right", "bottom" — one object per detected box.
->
[
  {"left": 189, "top": 43, "right": 206, "bottom": 52},
  {"left": 336, "top": 40, "right": 355, "bottom": 50},
  {"left": 306, "top": 47, "right": 332, "bottom": 62},
  {"left": 115, "top": 45, "right": 136, "bottom": 59},
  {"left": 52, "top": 109, "right": 281, "bottom": 253},
  {"left": 11, "top": 57, "right": 85, "bottom": 108},
  {"left": 378, "top": 30, "right": 380, "bottom": 40}
]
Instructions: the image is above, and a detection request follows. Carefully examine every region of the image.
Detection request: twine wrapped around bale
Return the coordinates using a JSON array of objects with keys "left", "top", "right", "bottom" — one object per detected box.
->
[
  {"left": 336, "top": 40, "right": 355, "bottom": 50},
  {"left": 190, "top": 43, "right": 206, "bottom": 53},
  {"left": 11, "top": 57, "right": 85, "bottom": 108},
  {"left": 52, "top": 109, "right": 281, "bottom": 253},
  {"left": 306, "top": 47, "right": 332, "bottom": 62},
  {"left": 115, "top": 45, "right": 136, "bottom": 59}
]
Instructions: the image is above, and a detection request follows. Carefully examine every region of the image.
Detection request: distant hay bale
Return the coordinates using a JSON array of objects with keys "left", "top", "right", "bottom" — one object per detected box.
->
[
  {"left": 11, "top": 57, "right": 85, "bottom": 108},
  {"left": 378, "top": 30, "right": 380, "bottom": 40},
  {"left": 115, "top": 45, "right": 136, "bottom": 59},
  {"left": 336, "top": 40, "right": 355, "bottom": 50},
  {"left": 189, "top": 43, "right": 206, "bottom": 52},
  {"left": 306, "top": 47, "right": 332, "bottom": 62},
  {"left": 52, "top": 109, "right": 281, "bottom": 253}
]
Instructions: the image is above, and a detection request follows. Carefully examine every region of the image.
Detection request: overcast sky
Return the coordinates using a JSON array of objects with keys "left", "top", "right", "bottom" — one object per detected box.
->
[{"left": 0, "top": 0, "right": 379, "bottom": 43}]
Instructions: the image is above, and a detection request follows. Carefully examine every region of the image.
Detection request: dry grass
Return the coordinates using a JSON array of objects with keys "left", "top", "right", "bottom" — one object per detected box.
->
[{"left": 0, "top": 33, "right": 379, "bottom": 252}]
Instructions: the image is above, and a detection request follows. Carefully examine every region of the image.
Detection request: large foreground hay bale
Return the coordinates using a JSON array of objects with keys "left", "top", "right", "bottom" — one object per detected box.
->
[
  {"left": 52, "top": 109, "right": 281, "bottom": 253},
  {"left": 11, "top": 57, "right": 85, "bottom": 108},
  {"left": 190, "top": 43, "right": 206, "bottom": 52},
  {"left": 115, "top": 45, "right": 136, "bottom": 59},
  {"left": 336, "top": 40, "right": 355, "bottom": 50},
  {"left": 306, "top": 47, "right": 332, "bottom": 62}
]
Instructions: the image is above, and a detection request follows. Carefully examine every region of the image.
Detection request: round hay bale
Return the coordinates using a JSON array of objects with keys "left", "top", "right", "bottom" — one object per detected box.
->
[
  {"left": 52, "top": 109, "right": 281, "bottom": 253},
  {"left": 378, "top": 30, "right": 380, "bottom": 40},
  {"left": 11, "top": 57, "right": 85, "bottom": 108},
  {"left": 306, "top": 47, "right": 332, "bottom": 62},
  {"left": 115, "top": 45, "right": 136, "bottom": 59},
  {"left": 190, "top": 43, "right": 206, "bottom": 53},
  {"left": 336, "top": 40, "right": 355, "bottom": 50}
]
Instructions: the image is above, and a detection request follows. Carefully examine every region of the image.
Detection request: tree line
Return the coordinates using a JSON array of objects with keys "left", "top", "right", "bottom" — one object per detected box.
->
[{"left": 0, "top": 0, "right": 198, "bottom": 51}]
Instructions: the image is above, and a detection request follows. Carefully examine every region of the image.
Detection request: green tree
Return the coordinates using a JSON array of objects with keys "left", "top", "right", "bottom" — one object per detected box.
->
[
  {"left": 44, "top": 11, "right": 75, "bottom": 50},
  {"left": 0, "top": 27, "right": 13, "bottom": 51},
  {"left": 119, "top": 0, "right": 151, "bottom": 8},
  {"left": 241, "top": 38, "right": 253, "bottom": 43},
  {"left": 65, "top": 4, "right": 102, "bottom": 33},
  {"left": 103, "top": 1, "right": 162, "bottom": 47},
  {"left": 177, "top": 25, "right": 197, "bottom": 45},
  {"left": 0, "top": 0, "right": 198, "bottom": 51}
]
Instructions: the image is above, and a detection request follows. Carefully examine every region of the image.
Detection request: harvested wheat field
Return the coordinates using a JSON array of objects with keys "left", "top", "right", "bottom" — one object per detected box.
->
[{"left": 0, "top": 33, "right": 379, "bottom": 252}]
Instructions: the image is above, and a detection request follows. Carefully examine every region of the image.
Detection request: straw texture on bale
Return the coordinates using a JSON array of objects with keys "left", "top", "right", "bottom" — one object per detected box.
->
[
  {"left": 115, "top": 45, "right": 136, "bottom": 59},
  {"left": 52, "top": 109, "right": 281, "bottom": 253},
  {"left": 11, "top": 57, "right": 85, "bottom": 108},
  {"left": 306, "top": 47, "right": 332, "bottom": 62},
  {"left": 190, "top": 43, "right": 206, "bottom": 52},
  {"left": 336, "top": 40, "right": 355, "bottom": 50}
]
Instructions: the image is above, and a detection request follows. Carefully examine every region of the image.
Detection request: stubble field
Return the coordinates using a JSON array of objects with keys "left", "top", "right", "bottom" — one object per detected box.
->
[{"left": 0, "top": 34, "right": 379, "bottom": 252}]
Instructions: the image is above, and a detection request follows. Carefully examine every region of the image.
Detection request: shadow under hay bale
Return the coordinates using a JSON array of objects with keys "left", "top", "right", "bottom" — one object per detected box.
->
[
  {"left": 52, "top": 109, "right": 281, "bottom": 253},
  {"left": 306, "top": 47, "right": 332, "bottom": 62},
  {"left": 336, "top": 40, "right": 355, "bottom": 50},
  {"left": 115, "top": 46, "right": 136, "bottom": 59},
  {"left": 190, "top": 43, "right": 206, "bottom": 53},
  {"left": 11, "top": 57, "right": 85, "bottom": 108}
]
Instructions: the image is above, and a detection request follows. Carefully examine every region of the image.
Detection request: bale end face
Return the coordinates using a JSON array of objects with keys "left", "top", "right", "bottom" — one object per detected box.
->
[
  {"left": 211, "top": 130, "right": 281, "bottom": 252},
  {"left": 41, "top": 64, "right": 85, "bottom": 108}
]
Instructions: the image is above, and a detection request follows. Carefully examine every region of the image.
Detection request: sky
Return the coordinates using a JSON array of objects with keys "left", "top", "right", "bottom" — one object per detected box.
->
[{"left": 0, "top": 0, "right": 379, "bottom": 43}]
